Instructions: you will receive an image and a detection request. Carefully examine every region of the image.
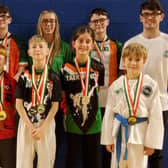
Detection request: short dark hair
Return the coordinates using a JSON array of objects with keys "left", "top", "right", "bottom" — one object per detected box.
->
[
  {"left": 89, "top": 8, "right": 108, "bottom": 21},
  {"left": 0, "top": 5, "right": 10, "bottom": 16},
  {"left": 140, "top": 0, "right": 163, "bottom": 14}
]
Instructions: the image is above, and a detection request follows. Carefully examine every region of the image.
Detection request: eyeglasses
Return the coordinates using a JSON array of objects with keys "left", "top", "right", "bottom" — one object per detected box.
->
[
  {"left": 42, "top": 19, "right": 56, "bottom": 24},
  {"left": 0, "top": 14, "right": 10, "bottom": 21},
  {"left": 90, "top": 18, "right": 107, "bottom": 24},
  {"left": 141, "top": 11, "right": 162, "bottom": 18}
]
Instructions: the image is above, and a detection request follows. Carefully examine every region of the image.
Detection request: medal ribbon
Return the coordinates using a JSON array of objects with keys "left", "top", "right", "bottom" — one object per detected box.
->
[
  {"left": 94, "top": 35, "right": 107, "bottom": 61},
  {"left": 32, "top": 65, "right": 48, "bottom": 106},
  {"left": 123, "top": 73, "right": 143, "bottom": 117},
  {"left": 1, "top": 32, "right": 8, "bottom": 48},
  {"left": 46, "top": 42, "right": 54, "bottom": 65},
  {"left": 0, "top": 73, "right": 4, "bottom": 111},
  {"left": 74, "top": 57, "right": 91, "bottom": 96}
]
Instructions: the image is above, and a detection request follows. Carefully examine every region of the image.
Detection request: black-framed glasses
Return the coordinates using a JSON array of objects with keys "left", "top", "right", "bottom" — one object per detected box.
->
[
  {"left": 0, "top": 14, "right": 10, "bottom": 20},
  {"left": 90, "top": 18, "right": 107, "bottom": 24},
  {"left": 141, "top": 11, "right": 162, "bottom": 18},
  {"left": 42, "top": 19, "right": 56, "bottom": 24}
]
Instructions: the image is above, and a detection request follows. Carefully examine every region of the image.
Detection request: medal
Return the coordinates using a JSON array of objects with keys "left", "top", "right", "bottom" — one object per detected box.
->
[
  {"left": 94, "top": 35, "right": 107, "bottom": 62},
  {"left": 82, "top": 96, "right": 90, "bottom": 105},
  {"left": 74, "top": 56, "right": 91, "bottom": 126},
  {"left": 0, "top": 111, "right": 7, "bottom": 121},
  {"left": 124, "top": 73, "right": 143, "bottom": 124},
  {"left": 32, "top": 65, "right": 48, "bottom": 112},
  {"left": 37, "top": 104, "right": 45, "bottom": 113},
  {"left": 128, "top": 116, "right": 137, "bottom": 125},
  {"left": 29, "top": 106, "right": 37, "bottom": 114}
]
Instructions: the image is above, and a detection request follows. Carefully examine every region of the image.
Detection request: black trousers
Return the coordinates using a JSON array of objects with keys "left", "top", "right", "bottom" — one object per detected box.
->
[
  {"left": 101, "top": 108, "right": 111, "bottom": 168},
  {"left": 0, "top": 138, "right": 16, "bottom": 168},
  {"left": 66, "top": 133, "right": 100, "bottom": 168},
  {"left": 148, "top": 110, "right": 168, "bottom": 168}
]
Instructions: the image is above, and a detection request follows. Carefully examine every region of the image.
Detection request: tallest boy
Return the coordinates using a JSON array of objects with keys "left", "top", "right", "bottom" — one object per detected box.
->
[
  {"left": 120, "top": 0, "right": 168, "bottom": 167},
  {"left": 0, "top": 5, "right": 28, "bottom": 81}
]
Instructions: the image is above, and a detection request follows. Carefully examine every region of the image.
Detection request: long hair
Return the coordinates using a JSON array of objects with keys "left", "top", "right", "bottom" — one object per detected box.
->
[{"left": 37, "top": 10, "right": 61, "bottom": 56}]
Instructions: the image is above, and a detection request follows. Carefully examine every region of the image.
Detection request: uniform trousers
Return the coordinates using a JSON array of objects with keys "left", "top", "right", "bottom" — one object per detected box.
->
[{"left": 17, "top": 119, "right": 56, "bottom": 168}]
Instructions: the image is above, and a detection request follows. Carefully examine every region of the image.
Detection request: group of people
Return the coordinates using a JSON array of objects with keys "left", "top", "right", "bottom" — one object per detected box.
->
[{"left": 0, "top": 0, "right": 168, "bottom": 168}]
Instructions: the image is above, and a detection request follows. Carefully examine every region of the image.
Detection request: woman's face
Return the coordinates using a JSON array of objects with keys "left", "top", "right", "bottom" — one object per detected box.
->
[{"left": 41, "top": 13, "right": 56, "bottom": 36}]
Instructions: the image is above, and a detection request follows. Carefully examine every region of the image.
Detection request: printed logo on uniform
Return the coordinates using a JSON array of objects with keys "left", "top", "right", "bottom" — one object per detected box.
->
[
  {"left": 115, "top": 88, "right": 123, "bottom": 94},
  {"left": 164, "top": 50, "right": 168, "bottom": 57},
  {"left": 142, "top": 86, "right": 152, "bottom": 97}
]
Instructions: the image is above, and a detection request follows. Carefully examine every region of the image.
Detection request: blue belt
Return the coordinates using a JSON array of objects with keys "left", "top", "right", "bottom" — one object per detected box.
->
[{"left": 115, "top": 113, "right": 147, "bottom": 167}]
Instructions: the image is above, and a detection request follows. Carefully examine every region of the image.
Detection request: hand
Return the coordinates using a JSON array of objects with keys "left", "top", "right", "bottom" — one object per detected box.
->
[
  {"left": 106, "top": 144, "right": 115, "bottom": 153},
  {"left": 32, "top": 126, "right": 45, "bottom": 141},
  {"left": 144, "top": 146, "right": 155, "bottom": 156}
]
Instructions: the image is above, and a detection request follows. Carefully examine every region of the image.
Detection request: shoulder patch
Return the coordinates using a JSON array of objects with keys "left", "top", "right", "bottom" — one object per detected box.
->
[
  {"left": 115, "top": 88, "right": 123, "bottom": 94},
  {"left": 142, "top": 85, "right": 152, "bottom": 97},
  {"left": 164, "top": 50, "right": 168, "bottom": 57}
]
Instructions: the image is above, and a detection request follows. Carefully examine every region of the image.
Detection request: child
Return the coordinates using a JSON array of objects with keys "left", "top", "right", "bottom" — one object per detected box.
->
[
  {"left": 0, "top": 5, "right": 28, "bottom": 81},
  {"left": 61, "top": 25, "right": 104, "bottom": 168},
  {"left": 101, "top": 43, "right": 164, "bottom": 168},
  {"left": 0, "top": 44, "right": 16, "bottom": 168},
  {"left": 15, "top": 35, "right": 62, "bottom": 168},
  {"left": 119, "top": 1, "right": 168, "bottom": 167},
  {"left": 89, "top": 8, "right": 122, "bottom": 167}
]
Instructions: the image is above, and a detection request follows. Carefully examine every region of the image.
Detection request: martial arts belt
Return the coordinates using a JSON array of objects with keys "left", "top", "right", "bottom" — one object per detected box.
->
[{"left": 115, "top": 113, "right": 147, "bottom": 168}]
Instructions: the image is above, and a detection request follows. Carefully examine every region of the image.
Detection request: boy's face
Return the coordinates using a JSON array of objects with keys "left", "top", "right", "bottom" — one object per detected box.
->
[
  {"left": 89, "top": 14, "right": 109, "bottom": 35},
  {"left": 123, "top": 54, "right": 145, "bottom": 78},
  {"left": 0, "top": 12, "right": 11, "bottom": 30},
  {"left": 28, "top": 41, "right": 49, "bottom": 61},
  {"left": 41, "top": 13, "right": 56, "bottom": 35},
  {"left": 0, "top": 54, "right": 6, "bottom": 71},
  {"left": 140, "top": 9, "right": 164, "bottom": 31}
]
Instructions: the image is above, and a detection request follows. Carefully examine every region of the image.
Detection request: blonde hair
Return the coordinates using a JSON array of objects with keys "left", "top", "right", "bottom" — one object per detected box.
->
[
  {"left": 122, "top": 43, "right": 147, "bottom": 62},
  {"left": 28, "top": 34, "right": 48, "bottom": 46},
  {"left": 37, "top": 10, "right": 61, "bottom": 56},
  {"left": 0, "top": 44, "right": 6, "bottom": 57}
]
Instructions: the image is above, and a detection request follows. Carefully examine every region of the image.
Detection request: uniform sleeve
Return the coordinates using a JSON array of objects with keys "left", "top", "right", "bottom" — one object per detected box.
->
[
  {"left": 144, "top": 84, "right": 164, "bottom": 149},
  {"left": 101, "top": 84, "right": 116, "bottom": 145},
  {"left": 114, "top": 40, "right": 123, "bottom": 74},
  {"left": 15, "top": 73, "right": 25, "bottom": 99},
  {"left": 50, "top": 71, "right": 62, "bottom": 102}
]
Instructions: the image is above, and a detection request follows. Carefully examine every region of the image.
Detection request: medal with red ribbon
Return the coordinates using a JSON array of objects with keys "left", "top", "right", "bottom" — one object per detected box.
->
[
  {"left": 124, "top": 73, "right": 144, "bottom": 125},
  {"left": 31, "top": 65, "right": 48, "bottom": 113},
  {"left": 46, "top": 41, "right": 54, "bottom": 66},
  {"left": 94, "top": 35, "right": 107, "bottom": 62},
  {"left": 74, "top": 56, "right": 91, "bottom": 99}
]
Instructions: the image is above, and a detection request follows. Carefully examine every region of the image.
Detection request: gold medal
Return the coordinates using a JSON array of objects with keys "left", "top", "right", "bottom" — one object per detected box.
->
[
  {"left": 128, "top": 116, "right": 137, "bottom": 125},
  {"left": 82, "top": 96, "right": 90, "bottom": 105},
  {"left": 37, "top": 104, "right": 45, "bottom": 113},
  {"left": 29, "top": 106, "right": 37, "bottom": 114},
  {"left": 0, "top": 111, "right": 7, "bottom": 121}
]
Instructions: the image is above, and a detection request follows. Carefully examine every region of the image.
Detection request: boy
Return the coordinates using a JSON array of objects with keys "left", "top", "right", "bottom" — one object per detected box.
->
[
  {"left": 101, "top": 43, "right": 164, "bottom": 168},
  {"left": 88, "top": 8, "right": 122, "bottom": 167},
  {"left": 0, "top": 44, "right": 16, "bottom": 168},
  {"left": 15, "top": 35, "right": 62, "bottom": 168},
  {"left": 0, "top": 5, "right": 28, "bottom": 81},
  {"left": 119, "top": 1, "right": 168, "bottom": 167}
]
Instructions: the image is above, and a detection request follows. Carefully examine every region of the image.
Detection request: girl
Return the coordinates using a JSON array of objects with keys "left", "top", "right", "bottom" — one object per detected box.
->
[
  {"left": 61, "top": 25, "right": 104, "bottom": 168},
  {"left": 28, "top": 10, "right": 72, "bottom": 75}
]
